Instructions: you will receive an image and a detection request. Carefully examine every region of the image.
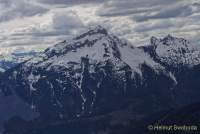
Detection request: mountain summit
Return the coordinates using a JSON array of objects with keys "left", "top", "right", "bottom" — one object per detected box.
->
[{"left": 144, "top": 35, "right": 200, "bottom": 68}]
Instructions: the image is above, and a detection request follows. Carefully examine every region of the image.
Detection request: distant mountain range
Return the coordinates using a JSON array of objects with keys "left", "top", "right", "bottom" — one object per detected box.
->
[
  {"left": 0, "top": 26, "right": 200, "bottom": 134},
  {"left": 0, "top": 51, "right": 38, "bottom": 72}
]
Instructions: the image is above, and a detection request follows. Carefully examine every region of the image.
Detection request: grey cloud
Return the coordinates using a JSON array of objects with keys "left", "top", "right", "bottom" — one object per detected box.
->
[
  {"left": 1, "top": 10, "right": 85, "bottom": 49},
  {"left": 104, "top": 0, "right": 178, "bottom": 8},
  {"left": 0, "top": 0, "right": 12, "bottom": 7},
  {"left": 97, "top": 8, "right": 156, "bottom": 17},
  {"left": 0, "top": 0, "right": 200, "bottom": 54},
  {"left": 37, "top": 0, "right": 105, "bottom": 5},
  {"left": 134, "top": 21, "right": 174, "bottom": 33},
  {"left": 95, "top": 0, "right": 200, "bottom": 46},
  {"left": 52, "top": 11, "right": 83, "bottom": 29},
  {"left": 0, "top": 36, "right": 43, "bottom": 48},
  {"left": 0, "top": 0, "right": 48, "bottom": 22},
  {"left": 96, "top": 0, "right": 181, "bottom": 17},
  {"left": 43, "top": 11, "right": 84, "bottom": 37},
  {"left": 11, "top": 11, "right": 84, "bottom": 38},
  {"left": 133, "top": 4, "right": 194, "bottom": 22},
  {"left": 11, "top": 30, "right": 71, "bottom": 37},
  {"left": 96, "top": 0, "right": 198, "bottom": 24}
]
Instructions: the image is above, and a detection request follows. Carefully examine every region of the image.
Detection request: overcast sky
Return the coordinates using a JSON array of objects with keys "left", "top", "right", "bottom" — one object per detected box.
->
[{"left": 0, "top": 0, "right": 199, "bottom": 54}]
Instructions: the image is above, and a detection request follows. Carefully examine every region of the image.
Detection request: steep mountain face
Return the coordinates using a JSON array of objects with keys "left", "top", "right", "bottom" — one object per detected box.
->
[
  {"left": 141, "top": 35, "right": 200, "bottom": 107},
  {"left": 0, "top": 92, "right": 39, "bottom": 132},
  {"left": 0, "top": 51, "right": 40, "bottom": 133},
  {"left": 1, "top": 27, "right": 200, "bottom": 134}
]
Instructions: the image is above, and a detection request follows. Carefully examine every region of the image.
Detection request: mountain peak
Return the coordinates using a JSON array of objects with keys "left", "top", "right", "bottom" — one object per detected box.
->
[
  {"left": 163, "top": 34, "right": 174, "bottom": 40},
  {"left": 150, "top": 34, "right": 190, "bottom": 47},
  {"left": 74, "top": 25, "right": 108, "bottom": 40},
  {"left": 148, "top": 35, "right": 200, "bottom": 67},
  {"left": 43, "top": 26, "right": 110, "bottom": 59},
  {"left": 150, "top": 36, "right": 159, "bottom": 45},
  {"left": 90, "top": 25, "right": 108, "bottom": 34},
  {"left": 162, "top": 34, "right": 190, "bottom": 46},
  {"left": 150, "top": 34, "right": 177, "bottom": 46}
]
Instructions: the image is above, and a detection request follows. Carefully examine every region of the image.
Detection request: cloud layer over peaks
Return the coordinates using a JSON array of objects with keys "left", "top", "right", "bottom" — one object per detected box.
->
[{"left": 0, "top": 0, "right": 199, "bottom": 54}]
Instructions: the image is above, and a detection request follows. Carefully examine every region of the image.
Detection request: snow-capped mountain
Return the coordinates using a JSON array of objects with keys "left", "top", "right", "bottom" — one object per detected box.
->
[
  {"left": 142, "top": 35, "right": 200, "bottom": 70},
  {"left": 1, "top": 26, "right": 200, "bottom": 134},
  {"left": 1, "top": 26, "right": 175, "bottom": 118},
  {"left": 25, "top": 26, "right": 163, "bottom": 76},
  {"left": 0, "top": 51, "right": 38, "bottom": 72}
]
